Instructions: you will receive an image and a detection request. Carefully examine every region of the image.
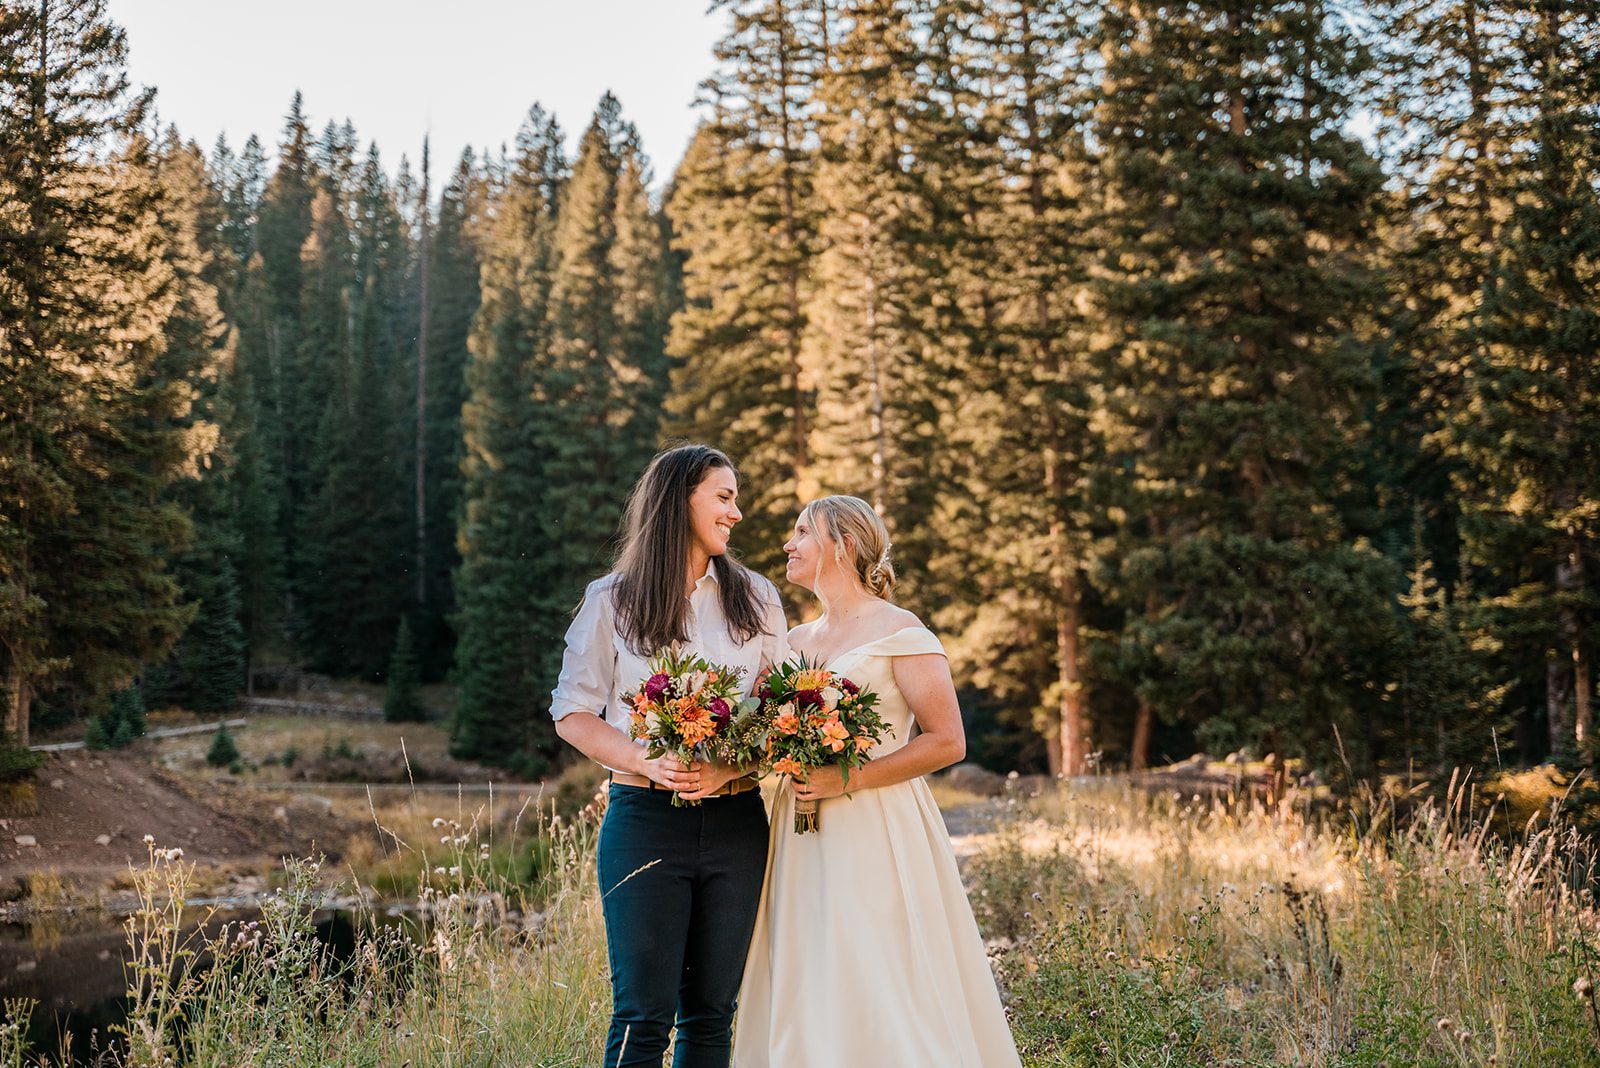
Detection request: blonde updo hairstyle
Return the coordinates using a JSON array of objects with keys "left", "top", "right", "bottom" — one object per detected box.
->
[{"left": 802, "top": 495, "right": 896, "bottom": 600}]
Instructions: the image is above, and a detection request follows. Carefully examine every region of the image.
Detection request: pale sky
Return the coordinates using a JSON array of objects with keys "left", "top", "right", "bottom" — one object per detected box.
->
[{"left": 110, "top": 0, "right": 727, "bottom": 186}]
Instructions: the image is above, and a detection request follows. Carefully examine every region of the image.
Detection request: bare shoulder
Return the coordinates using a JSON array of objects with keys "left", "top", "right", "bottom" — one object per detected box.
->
[{"left": 874, "top": 602, "right": 925, "bottom": 634}]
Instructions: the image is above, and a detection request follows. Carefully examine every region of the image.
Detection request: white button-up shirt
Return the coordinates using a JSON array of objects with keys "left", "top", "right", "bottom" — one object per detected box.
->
[{"left": 549, "top": 565, "right": 790, "bottom": 753}]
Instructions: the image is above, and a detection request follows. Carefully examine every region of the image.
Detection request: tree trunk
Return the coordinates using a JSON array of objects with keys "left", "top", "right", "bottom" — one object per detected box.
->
[
  {"left": 4, "top": 667, "right": 28, "bottom": 748},
  {"left": 1056, "top": 585, "right": 1087, "bottom": 776},
  {"left": 1131, "top": 697, "right": 1154, "bottom": 772},
  {"left": 1556, "top": 532, "right": 1591, "bottom": 760},
  {"left": 414, "top": 137, "right": 431, "bottom": 608},
  {"left": 774, "top": 0, "right": 809, "bottom": 494}
]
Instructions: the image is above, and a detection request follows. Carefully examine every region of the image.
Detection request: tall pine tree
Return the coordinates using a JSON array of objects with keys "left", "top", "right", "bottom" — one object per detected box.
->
[
  {"left": 1088, "top": 0, "right": 1395, "bottom": 770},
  {"left": 1, "top": 1, "right": 217, "bottom": 741},
  {"left": 451, "top": 106, "right": 567, "bottom": 769},
  {"left": 667, "top": 0, "right": 829, "bottom": 579}
]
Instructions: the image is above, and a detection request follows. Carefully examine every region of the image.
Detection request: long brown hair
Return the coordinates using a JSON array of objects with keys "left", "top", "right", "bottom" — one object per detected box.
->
[{"left": 611, "top": 444, "right": 769, "bottom": 655}]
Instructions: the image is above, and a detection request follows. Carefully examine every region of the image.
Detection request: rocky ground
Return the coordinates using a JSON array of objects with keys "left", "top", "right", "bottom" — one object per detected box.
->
[{"left": 0, "top": 747, "right": 355, "bottom": 908}]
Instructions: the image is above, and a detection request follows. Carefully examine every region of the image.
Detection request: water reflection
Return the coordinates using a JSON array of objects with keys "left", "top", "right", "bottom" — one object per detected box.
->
[{"left": 0, "top": 907, "right": 423, "bottom": 1065}]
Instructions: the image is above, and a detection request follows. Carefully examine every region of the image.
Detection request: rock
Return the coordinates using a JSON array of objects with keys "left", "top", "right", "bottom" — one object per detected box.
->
[
  {"left": 939, "top": 763, "right": 1008, "bottom": 798},
  {"left": 13, "top": 835, "right": 37, "bottom": 847},
  {"left": 1014, "top": 773, "right": 1054, "bottom": 797},
  {"left": 48, "top": 779, "right": 64, "bottom": 790},
  {"left": 95, "top": 834, "right": 113, "bottom": 846}
]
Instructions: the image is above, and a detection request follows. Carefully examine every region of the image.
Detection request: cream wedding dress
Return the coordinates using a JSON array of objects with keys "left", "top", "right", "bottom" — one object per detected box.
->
[{"left": 733, "top": 626, "right": 1023, "bottom": 1067}]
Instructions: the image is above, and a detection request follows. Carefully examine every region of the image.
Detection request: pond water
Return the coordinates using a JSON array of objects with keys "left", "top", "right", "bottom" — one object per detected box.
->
[{"left": 0, "top": 906, "right": 423, "bottom": 1064}]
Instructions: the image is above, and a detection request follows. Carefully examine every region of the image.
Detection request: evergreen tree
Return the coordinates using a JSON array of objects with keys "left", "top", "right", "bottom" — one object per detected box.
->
[
  {"left": 667, "top": 0, "right": 829, "bottom": 578},
  {"left": 1442, "top": 0, "right": 1600, "bottom": 762},
  {"left": 253, "top": 94, "right": 317, "bottom": 637},
  {"left": 383, "top": 617, "right": 427, "bottom": 722},
  {"left": 414, "top": 149, "right": 487, "bottom": 674},
  {"left": 148, "top": 134, "right": 247, "bottom": 714},
  {"left": 110, "top": 684, "right": 146, "bottom": 738},
  {"left": 213, "top": 132, "right": 284, "bottom": 684},
  {"left": 936, "top": 0, "right": 1107, "bottom": 774},
  {"left": 1088, "top": 0, "right": 1395, "bottom": 770},
  {"left": 528, "top": 93, "right": 670, "bottom": 689},
  {"left": 801, "top": 0, "right": 984, "bottom": 606},
  {"left": 206, "top": 721, "right": 240, "bottom": 767},
  {"left": 84, "top": 714, "right": 111, "bottom": 751},
  {"left": 0, "top": 0, "right": 205, "bottom": 743},
  {"left": 451, "top": 106, "right": 567, "bottom": 770},
  {"left": 109, "top": 709, "right": 136, "bottom": 748}
]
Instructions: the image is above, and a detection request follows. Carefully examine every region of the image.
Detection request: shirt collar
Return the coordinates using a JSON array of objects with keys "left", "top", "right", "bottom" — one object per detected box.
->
[{"left": 693, "top": 560, "right": 719, "bottom": 589}]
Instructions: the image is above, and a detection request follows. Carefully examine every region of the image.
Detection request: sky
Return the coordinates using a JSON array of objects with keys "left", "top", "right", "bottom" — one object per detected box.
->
[{"left": 110, "top": 0, "right": 727, "bottom": 185}]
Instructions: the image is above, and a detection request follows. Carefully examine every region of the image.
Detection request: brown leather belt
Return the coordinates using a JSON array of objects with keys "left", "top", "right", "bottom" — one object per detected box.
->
[{"left": 609, "top": 771, "right": 759, "bottom": 797}]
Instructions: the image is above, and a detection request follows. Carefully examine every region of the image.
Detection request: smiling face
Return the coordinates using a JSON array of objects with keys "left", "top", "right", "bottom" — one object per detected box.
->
[
  {"left": 782, "top": 506, "right": 830, "bottom": 591},
  {"left": 687, "top": 464, "right": 742, "bottom": 562}
]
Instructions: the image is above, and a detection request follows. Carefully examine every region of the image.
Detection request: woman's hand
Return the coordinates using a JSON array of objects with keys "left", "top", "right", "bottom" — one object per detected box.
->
[
  {"left": 677, "top": 760, "right": 746, "bottom": 802},
  {"left": 792, "top": 765, "right": 850, "bottom": 802},
  {"left": 641, "top": 752, "right": 701, "bottom": 792}
]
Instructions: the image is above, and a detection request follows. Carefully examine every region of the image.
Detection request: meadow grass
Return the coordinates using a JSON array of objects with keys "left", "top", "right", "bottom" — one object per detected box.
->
[
  {"left": 978, "top": 777, "right": 1600, "bottom": 1066},
  {"left": 2, "top": 774, "right": 1598, "bottom": 1066}
]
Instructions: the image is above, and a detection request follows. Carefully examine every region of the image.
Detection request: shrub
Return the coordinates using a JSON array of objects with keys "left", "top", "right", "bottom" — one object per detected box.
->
[
  {"left": 206, "top": 723, "right": 240, "bottom": 767},
  {"left": 0, "top": 734, "right": 44, "bottom": 784}
]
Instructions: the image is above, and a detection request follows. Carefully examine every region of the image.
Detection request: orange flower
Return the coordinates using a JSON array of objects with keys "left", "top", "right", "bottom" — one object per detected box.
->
[
  {"left": 819, "top": 716, "right": 851, "bottom": 753},
  {"left": 773, "top": 756, "right": 806, "bottom": 778},
  {"left": 632, "top": 692, "right": 652, "bottom": 713},
  {"left": 679, "top": 704, "right": 717, "bottom": 747},
  {"left": 793, "top": 668, "right": 833, "bottom": 692},
  {"left": 854, "top": 734, "right": 874, "bottom": 752},
  {"left": 773, "top": 712, "right": 801, "bottom": 735}
]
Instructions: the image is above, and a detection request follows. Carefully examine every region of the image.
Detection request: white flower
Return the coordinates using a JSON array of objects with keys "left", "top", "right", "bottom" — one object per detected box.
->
[
  {"left": 143, "top": 834, "right": 155, "bottom": 845},
  {"left": 431, "top": 817, "right": 446, "bottom": 829},
  {"left": 821, "top": 686, "right": 842, "bottom": 707},
  {"left": 643, "top": 710, "right": 662, "bottom": 735}
]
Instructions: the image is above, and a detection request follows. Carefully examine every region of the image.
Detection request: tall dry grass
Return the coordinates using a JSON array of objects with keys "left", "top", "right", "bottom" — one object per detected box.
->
[
  {"left": 3, "top": 774, "right": 1598, "bottom": 1066},
  {"left": 978, "top": 778, "right": 1600, "bottom": 1066}
]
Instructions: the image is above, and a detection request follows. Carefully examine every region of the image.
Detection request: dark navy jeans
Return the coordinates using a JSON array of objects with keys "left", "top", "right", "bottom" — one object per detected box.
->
[{"left": 596, "top": 782, "right": 768, "bottom": 1068}]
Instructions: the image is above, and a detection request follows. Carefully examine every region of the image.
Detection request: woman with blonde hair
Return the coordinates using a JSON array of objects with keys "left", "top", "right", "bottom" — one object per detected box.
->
[{"left": 734, "top": 495, "right": 1022, "bottom": 1066}]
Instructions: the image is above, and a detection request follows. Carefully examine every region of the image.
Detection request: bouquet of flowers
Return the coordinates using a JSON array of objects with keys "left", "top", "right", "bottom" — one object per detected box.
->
[
  {"left": 622, "top": 646, "right": 756, "bottom": 806},
  {"left": 728, "top": 656, "right": 888, "bottom": 833}
]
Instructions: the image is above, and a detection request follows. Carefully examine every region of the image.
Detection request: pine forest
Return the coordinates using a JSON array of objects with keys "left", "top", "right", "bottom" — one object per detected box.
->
[{"left": 3, "top": 0, "right": 1597, "bottom": 784}]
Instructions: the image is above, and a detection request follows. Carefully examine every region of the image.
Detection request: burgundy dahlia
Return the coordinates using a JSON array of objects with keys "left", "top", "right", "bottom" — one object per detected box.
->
[{"left": 644, "top": 672, "right": 672, "bottom": 702}]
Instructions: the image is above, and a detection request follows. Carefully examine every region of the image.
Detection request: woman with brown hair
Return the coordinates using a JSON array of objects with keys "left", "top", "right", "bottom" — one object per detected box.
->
[
  {"left": 734, "top": 495, "right": 1022, "bottom": 1067},
  {"left": 550, "top": 444, "right": 787, "bottom": 1068}
]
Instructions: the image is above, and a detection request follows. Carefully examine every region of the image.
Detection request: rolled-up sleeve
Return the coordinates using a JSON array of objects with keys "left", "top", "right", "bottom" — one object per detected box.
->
[
  {"left": 550, "top": 579, "right": 616, "bottom": 721},
  {"left": 757, "top": 580, "right": 791, "bottom": 674}
]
